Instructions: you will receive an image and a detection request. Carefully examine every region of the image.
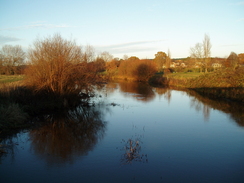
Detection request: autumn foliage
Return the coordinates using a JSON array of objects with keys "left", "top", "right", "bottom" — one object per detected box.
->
[
  {"left": 24, "top": 34, "right": 99, "bottom": 97},
  {"left": 117, "top": 57, "right": 157, "bottom": 82}
]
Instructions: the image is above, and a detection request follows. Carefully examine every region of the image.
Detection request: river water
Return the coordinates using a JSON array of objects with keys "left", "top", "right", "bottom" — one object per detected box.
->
[{"left": 1, "top": 81, "right": 244, "bottom": 183}]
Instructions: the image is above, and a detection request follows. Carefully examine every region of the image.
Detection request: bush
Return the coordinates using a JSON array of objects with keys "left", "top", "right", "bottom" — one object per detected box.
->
[
  {"left": 118, "top": 58, "right": 157, "bottom": 82},
  {"left": 25, "top": 34, "right": 99, "bottom": 97}
]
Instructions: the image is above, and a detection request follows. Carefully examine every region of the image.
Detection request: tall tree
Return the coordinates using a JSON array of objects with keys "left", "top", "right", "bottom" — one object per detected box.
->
[
  {"left": 166, "top": 49, "right": 172, "bottom": 68},
  {"left": 203, "top": 34, "right": 212, "bottom": 72},
  {"left": 99, "top": 51, "right": 113, "bottom": 62},
  {"left": 0, "top": 45, "right": 25, "bottom": 74},
  {"left": 190, "top": 34, "right": 212, "bottom": 72},
  {"left": 190, "top": 43, "right": 203, "bottom": 72},
  {"left": 82, "top": 45, "right": 96, "bottom": 62},
  {"left": 225, "top": 52, "right": 239, "bottom": 69},
  {"left": 154, "top": 51, "right": 167, "bottom": 72},
  {"left": 238, "top": 53, "right": 244, "bottom": 65}
]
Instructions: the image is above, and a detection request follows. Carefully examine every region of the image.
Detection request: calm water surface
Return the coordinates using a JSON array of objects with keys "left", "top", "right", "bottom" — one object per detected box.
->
[{"left": 1, "top": 81, "right": 244, "bottom": 183}]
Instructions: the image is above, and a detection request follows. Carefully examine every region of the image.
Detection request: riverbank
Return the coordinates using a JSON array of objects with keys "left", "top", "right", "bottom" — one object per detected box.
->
[
  {"left": 149, "top": 67, "right": 244, "bottom": 102},
  {"left": 0, "top": 81, "right": 91, "bottom": 135},
  {"left": 1, "top": 68, "right": 244, "bottom": 133}
]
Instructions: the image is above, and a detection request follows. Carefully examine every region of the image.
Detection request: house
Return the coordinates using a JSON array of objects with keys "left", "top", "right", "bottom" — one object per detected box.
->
[
  {"left": 180, "top": 63, "right": 186, "bottom": 67},
  {"left": 212, "top": 63, "right": 222, "bottom": 68}
]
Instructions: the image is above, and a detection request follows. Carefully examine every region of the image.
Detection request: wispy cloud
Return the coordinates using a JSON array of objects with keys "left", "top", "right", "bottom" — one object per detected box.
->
[
  {"left": 97, "top": 40, "right": 165, "bottom": 49},
  {"left": 0, "top": 23, "right": 77, "bottom": 31},
  {"left": 0, "top": 35, "right": 21, "bottom": 44},
  {"left": 96, "top": 40, "right": 166, "bottom": 55}
]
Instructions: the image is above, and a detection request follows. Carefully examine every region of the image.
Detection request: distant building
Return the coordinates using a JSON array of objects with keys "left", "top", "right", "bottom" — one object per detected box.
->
[
  {"left": 194, "top": 62, "right": 203, "bottom": 68},
  {"left": 170, "top": 62, "right": 176, "bottom": 68},
  {"left": 212, "top": 63, "right": 222, "bottom": 68},
  {"left": 180, "top": 63, "right": 186, "bottom": 67}
]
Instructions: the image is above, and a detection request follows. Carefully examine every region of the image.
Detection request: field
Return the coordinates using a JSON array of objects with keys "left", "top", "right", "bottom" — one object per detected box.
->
[
  {"left": 167, "top": 72, "right": 203, "bottom": 79},
  {"left": 0, "top": 75, "right": 25, "bottom": 83}
]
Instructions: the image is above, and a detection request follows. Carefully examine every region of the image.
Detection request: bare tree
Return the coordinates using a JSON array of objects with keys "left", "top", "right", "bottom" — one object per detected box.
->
[
  {"left": 203, "top": 34, "right": 212, "bottom": 72},
  {"left": 25, "top": 34, "right": 99, "bottom": 96},
  {"left": 166, "top": 49, "right": 172, "bottom": 68},
  {"left": 0, "top": 45, "right": 25, "bottom": 74},
  {"left": 98, "top": 51, "right": 113, "bottom": 62},
  {"left": 82, "top": 45, "right": 96, "bottom": 62},
  {"left": 190, "top": 43, "right": 203, "bottom": 59},
  {"left": 190, "top": 34, "right": 212, "bottom": 72},
  {"left": 190, "top": 43, "right": 204, "bottom": 72}
]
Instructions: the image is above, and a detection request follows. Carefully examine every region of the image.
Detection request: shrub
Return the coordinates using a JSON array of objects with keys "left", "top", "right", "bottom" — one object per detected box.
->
[
  {"left": 118, "top": 58, "right": 157, "bottom": 82},
  {"left": 24, "top": 34, "right": 99, "bottom": 97}
]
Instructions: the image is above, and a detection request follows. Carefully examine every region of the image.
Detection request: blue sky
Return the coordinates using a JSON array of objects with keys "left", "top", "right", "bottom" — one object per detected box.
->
[{"left": 0, "top": 0, "right": 243, "bottom": 59}]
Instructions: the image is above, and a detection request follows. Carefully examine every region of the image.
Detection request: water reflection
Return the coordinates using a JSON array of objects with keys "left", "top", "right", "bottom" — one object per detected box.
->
[
  {"left": 29, "top": 104, "right": 108, "bottom": 165},
  {"left": 0, "top": 135, "right": 16, "bottom": 164},
  {"left": 118, "top": 81, "right": 155, "bottom": 102},
  {"left": 154, "top": 87, "right": 172, "bottom": 103},
  {"left": 187, "top": 89, "right": 244, "bottom": 126},
  {"left": 104, "top": 82, "right": 244, "bottom": 126}
]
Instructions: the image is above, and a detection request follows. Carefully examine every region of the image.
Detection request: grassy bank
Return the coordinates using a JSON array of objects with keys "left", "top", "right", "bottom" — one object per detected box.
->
[
  {"left": 0, "top": 75, "right": 25, "bottom": 84},
  {"left": 150, "top": 68, "right": 244, "bottom": 102},
  {"left": 167, "top": 72, "right": 203, "bottom": 79}
]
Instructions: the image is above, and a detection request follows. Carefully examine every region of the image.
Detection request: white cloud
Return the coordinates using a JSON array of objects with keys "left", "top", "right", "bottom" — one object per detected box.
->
[
  {"left": 0, "top": 35, "right": 21, "bottom": 44},
  {"left": 97, "top": 40, "right": 165, "bottom": 49},
  {"left": 95, "top": 40, "right": 166, "bottom": 57}
]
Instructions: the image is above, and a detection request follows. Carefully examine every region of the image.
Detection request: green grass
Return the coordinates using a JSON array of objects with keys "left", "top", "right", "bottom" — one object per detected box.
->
[
  {"left": 167, "top": 72, "right": 203, "bottom": 79},
  {"left": 0, "top": 75, "right": 25, "bottom": 83}
]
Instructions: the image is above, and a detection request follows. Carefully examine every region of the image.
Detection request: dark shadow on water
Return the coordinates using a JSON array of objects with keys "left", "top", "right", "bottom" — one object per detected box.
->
[
  {"left": 152, "top": 85, "right": 244, "bottom": 126},
  {"left": 28, "top": 103, "right": 108, "bottom": 166},
  {"left": 187, "top": 89, "right": 244, "bottom": 127},
  {"left": 118, "top": 81, "right": 155, "bottom": 102}
]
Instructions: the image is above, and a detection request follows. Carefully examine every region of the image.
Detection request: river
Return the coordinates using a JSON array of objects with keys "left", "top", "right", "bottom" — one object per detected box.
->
[{"left": 1, "top": 81, "right": 244, "bottom": 183}]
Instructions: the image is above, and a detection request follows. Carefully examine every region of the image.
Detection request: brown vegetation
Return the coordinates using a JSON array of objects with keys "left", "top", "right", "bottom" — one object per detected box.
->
[
  {"left": 117, "top": 57, "right": 157, "bottom": 82},
  {"left": 154, "top": 51, "right": 171, "bottom": 71},
  {"left": 24, "top": 34, "right": 100, "bottom": 97}
]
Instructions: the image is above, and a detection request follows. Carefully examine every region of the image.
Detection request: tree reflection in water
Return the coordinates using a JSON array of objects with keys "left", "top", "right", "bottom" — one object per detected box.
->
[
  {"left": 118, "top": 81, "right": 155, "bottom": 102},
  {"left": 29, "top": 104, "right": 108, "bottom": 165},
  {"left": 187, "top": 89, "right": 244, "bottom": 126},
  {"left": 154, "top": 87, "right": 172, "bottom": 103}
]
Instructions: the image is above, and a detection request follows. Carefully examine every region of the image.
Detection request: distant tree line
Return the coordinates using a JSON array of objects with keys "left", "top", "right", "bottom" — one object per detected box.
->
[
  {"left": 0, "top": 33, "right": 243, "bottom": 80},
  {"left": 0, "top": 45, "right": 26, "bottom": 74}
]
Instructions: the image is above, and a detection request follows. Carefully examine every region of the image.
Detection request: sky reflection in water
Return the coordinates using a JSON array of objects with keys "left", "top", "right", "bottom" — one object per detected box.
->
[{"left": 1, "top": 81, "right": 244, "bottom": 183}]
